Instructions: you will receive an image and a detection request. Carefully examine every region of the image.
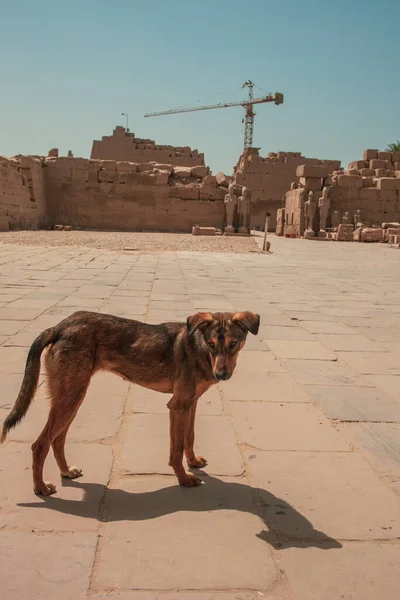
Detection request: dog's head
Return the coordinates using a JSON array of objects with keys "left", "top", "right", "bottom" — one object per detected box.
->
[{"left": 187, "top": 311, "right": 260, "bottom": 381}]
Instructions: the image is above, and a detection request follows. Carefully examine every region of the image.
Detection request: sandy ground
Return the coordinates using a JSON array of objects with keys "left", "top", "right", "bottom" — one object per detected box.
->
[{"left": 0, "top": 230, "right": 259, "bottom": 252}]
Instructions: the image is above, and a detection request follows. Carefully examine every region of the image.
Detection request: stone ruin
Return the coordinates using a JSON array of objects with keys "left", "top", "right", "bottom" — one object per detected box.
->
[
  {"left": 0, "top": 153, "right": 228, "bottom": 233},
  {"left": 231, "top": 147, "right": 341, "bottom": 230},
  {"left": 91, "top": 126, "right": 204, "bottom": 167},
  {"left": 277, "top": 149, "right": 400, "bottom": 244}
]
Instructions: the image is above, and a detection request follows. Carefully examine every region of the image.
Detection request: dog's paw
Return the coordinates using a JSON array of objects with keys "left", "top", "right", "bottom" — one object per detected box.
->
[
  {"left": 34, "top": 481, "right": 57, "bottom": 496},
  {"left": 187, "top": 455, "right": 208, "bottom": 468},
  {"left": 61, "top": 466, "right": 83, "bottom": 479},
  {"left": 180, "top": 473, "right": 202, "bottom": 487}
]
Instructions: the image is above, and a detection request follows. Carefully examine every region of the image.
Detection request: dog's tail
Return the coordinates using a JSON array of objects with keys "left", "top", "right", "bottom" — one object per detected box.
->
[{"left": 1, "top": 327, "right": 59, "bottom": 443}]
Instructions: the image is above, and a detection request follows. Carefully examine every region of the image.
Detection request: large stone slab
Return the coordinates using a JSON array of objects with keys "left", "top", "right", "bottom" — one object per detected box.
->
[
  {"left": 339, "top": 422, "right": 400, "bottom": 484},
  {"left": 224, "top": 372, "right": 312, "bottom": 402},
  {"left": 305, "top": 385, "right": 400, "bottom": 421},
  {"left": 266, "top": 340, "right": 337, "bottom": 360},
  {"left": 250, "top": 451, "right": 400, "bottom": 540},
  {"left": 232, "top": 402, "right": 348, "bottom": 451},
  {"left": 365, "top": 374, "right": 400, "bottom": 399},
  {"left": 261, "top": 325, "right": 314, "bottom": 340},
  {"left": 0, "top": 346, "right": 30, "bottom": 373},
  {"left": 91, "top": 593, "right": 265, "bottom": 600},
  {"left": 315, "top": 333, "right": 386, "bottom": 352},
  {"left": 95, "top": 476, "right": 277, "bottom": 590},
  {"left": 120, "top": 414, "right": 243, "bottom": 476},
  {"left": 281, "top": 542, "right": 400, "bottom": 600},
  {"left": 0, "top": 531, "right": 97, "bottom": 600},
  {"left": 282, "top": 358, "right": 373, "bottom": 386},
  {"left": 0, "top": 442, "right": 112, "bottom": 531},
  {"left": 337, "top": 351, "right": 400, "bottom": 375}
]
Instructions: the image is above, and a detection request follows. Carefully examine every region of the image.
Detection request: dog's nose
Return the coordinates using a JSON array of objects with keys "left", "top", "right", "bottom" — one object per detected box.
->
[{"left": 215, "top": 370, "right": 229, "bottom": 381}]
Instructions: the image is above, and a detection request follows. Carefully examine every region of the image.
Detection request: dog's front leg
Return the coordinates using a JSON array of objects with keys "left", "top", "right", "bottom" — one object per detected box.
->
[
  {"left": 184, "top": 398, "right": 207, "bottom": 469},
  {"left": 167, "top": 395, "right": 202, "bottom": 487}
]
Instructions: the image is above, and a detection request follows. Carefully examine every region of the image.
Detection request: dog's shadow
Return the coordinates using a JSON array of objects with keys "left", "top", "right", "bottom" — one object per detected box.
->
[{"left": 18, "top": 473, "right": 341, "bottom": 550}]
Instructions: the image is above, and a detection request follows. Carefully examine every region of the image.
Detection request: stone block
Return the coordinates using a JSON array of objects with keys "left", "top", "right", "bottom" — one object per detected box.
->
[
  {"left": 0, "top": 215, "right": 10, "bottom": 231},
  {"left": 386, "top": 160, "right": 395, "bottom": 170},
  {"left": 361, "top": 227, "right": 383, "bottom": 242},
  {"left": 20, "top": 156, "right": 41, "bottom": 169},
  {"left": 199, "top": 185, "right": 225, "bottom": 201},
  {"left": 215, "top": 172, "right": 231, "bottom": 187},
  {"left": 370, "top": 159, "right": 386, "bottom": 169},
  {"left": 392, "top": 151, "right": 400, "bottom": 162},
  {"left": 88, "top": 159, "right": 100, "bottom": 170},
  {"left": 173, "top": 166, "right": 192, "bottom": 178},
  {"left": 98, "top": 170, "right": 118, "bottom": 183},
  {"left": 376, "top": 177, "right": 397, "bottom": 190},
  {"left": 362, "top": 177, "right": 375, "bottom": 187},
  {"left": 47, "top": 148, "right": 58, "bottom": 157},
  {"left": 380, "top": 189, "right": 397, "bottom": 201},
  {"left": 337, "top": 223, "right": 354, "bottom": 241},
  {"left": 169, "top": 186, "right": 199, "bottom": 200},
  {"left": 337, "top": 174, "right": 363, "bottom": 188},
  {"left": 87, "top": 170, "right": 98, "bottom": 183},
  {"left": 118, "top": 172, "right": 140, "bottom": 185},
  {"left": 150, "top": 163, "right": 173, "bottom": 174},
  {"left": 192, "top": 226, "right": 216, "bottom": 236},
  {"left": 298, "top": 176, "right": 322, "bottom": 191},
  {"left": 154, "top": 170, "right": 169, "bottom": 185},
  {"left": 349, "top": 168, "right": 359, "bottom": 176},
  {"left": 116, "top": 161, "right": 138, "bottom": 172},
  {"left": 137, "top": 162, "right": 152, "bottom": 172},
  {"left": 203, "top": 174, "right": 217, "bottom": 187},
  {"left": 375, "top": 168, "right": 387, "bottom": 178},
  {"left": 360, "top": 168, "right": 375, "bottom": 176},
  {"left": 386, "top": 169, "right": 395, "bottom": 178},
  {"left": 349, "top": 160, "right": 366, "bottom": 170},
  {"left": 363, "top": 149, "right": 378, "bottom": 160},
  {"left": 378, "top": 151, "right": 392, "bottom": 161},
  {"left": 190, "top": 165, "right": 209, "bottom": 178},
  {"left": 296, "top": 164, "right": 330, "bottom": 178},
  {"left": 99, "top": 160, "right": 117, "bottom": 171},
  {"left": 395, "top": 171, "right": 400, "bottom": 178}
]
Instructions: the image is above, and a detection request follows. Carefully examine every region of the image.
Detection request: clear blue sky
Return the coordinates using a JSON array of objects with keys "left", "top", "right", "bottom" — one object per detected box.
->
[{"left": 1, "top": 0, "right": 399, "bottom": 174}]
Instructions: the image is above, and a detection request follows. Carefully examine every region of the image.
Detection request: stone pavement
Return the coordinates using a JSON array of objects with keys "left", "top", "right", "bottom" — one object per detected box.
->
[{"left": 0, "top": 235, "right": 399, "bottom": 599}]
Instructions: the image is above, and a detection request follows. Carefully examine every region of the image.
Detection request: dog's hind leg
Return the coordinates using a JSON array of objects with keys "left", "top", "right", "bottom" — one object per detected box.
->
[{"left": 31, "top": 349, "right": 93, "bottom": 496}]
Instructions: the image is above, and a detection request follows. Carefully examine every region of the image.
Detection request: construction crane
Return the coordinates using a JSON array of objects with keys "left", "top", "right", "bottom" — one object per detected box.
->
[{"left": 144, "top": 80, "right": 284, "bottom": 151}]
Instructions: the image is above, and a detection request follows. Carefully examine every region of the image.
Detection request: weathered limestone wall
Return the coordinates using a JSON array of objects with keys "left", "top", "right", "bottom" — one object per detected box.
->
[
  {"left": 44, "top": 157, "right": 225, "bottom": 232},
  {"left": 91, "top": 126, "right": 205, "bottom": 167},
  {"left": 233, "top": 148, "right": 341, "bottom": 230},
  {"left": 0, "top": 156, "right": 46, "bottom": 230},
  {"left": 283, "top": 151, "right": 400, "bottom": 238}
]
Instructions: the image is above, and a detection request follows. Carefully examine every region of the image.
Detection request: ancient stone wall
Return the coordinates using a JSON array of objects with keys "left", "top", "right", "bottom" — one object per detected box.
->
[
  {"left": 43, "top": 157, "right": 224, "bottom": 232},
  {"left": 91, "top": 126, "right": 205, "bottom": 167},
  {"left": 0, "top": 156, "right": 46, "bottom": 230},
  {"left": 233, "top": 148, "right": 341, "bottom": 230},
  {"left": 283, "top": 150, "right": 400, "bottom": 238}
]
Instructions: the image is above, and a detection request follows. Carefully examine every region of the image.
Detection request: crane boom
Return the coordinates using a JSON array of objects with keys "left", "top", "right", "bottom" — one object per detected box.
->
[
  {"left": 144, "top": 93, "right": 282, "bottom": 118},
  {"left": 143, "top": 81, "right": 283, "bottom": 150}
]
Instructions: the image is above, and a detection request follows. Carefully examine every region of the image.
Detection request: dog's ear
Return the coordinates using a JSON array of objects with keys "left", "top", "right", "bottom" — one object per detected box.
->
[
  {"left": 231, "top": 311, "right": 260, "bottom": 335},
  {"left": 187, "top": 312, "right": 214, "bottom": 336}
]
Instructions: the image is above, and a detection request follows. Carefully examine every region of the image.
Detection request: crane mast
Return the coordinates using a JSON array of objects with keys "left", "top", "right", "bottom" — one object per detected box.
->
[{"left": 144, "top": 80, "right": 283, "bottom": 151}]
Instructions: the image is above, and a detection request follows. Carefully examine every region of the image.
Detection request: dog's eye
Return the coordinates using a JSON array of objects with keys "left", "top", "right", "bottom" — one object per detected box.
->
[
  {"left": 229, "top": 340, "right": 238, "bottom": 348},
  {"left": 208, "top": 341, "right": 215, "bottom": 350}
]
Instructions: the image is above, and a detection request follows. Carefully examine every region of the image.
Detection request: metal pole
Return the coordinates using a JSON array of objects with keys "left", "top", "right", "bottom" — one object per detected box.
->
[{"left": 121, "top": 112, "right": 129, "bottom": 131}]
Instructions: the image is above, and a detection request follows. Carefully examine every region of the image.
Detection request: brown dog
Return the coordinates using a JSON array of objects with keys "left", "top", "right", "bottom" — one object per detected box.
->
[{"left": 1, "top": 310, "right": 259, "bottom": 496}]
